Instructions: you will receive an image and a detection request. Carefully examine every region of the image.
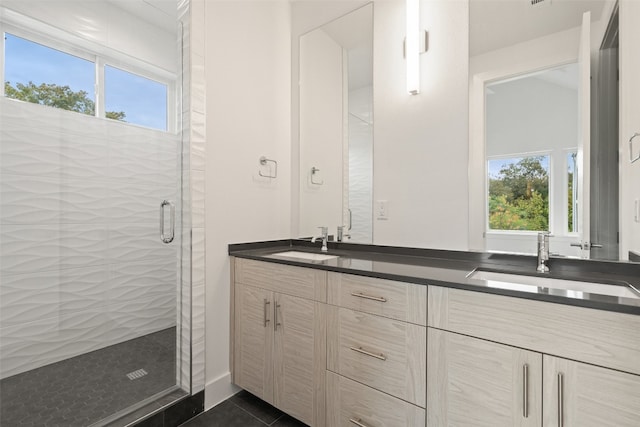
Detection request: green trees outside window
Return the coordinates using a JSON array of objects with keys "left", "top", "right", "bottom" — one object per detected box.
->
[
  {"left": 4, "top": 81, "right": 126, "bottom": 121},
  {"left": 488, "top": 156, "right": 550, "bottom": 231}
]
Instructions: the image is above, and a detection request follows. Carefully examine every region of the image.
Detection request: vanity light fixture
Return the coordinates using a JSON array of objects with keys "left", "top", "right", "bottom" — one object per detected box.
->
[{"left": 405, "top": 0, "right": 428, "bottom": 95}]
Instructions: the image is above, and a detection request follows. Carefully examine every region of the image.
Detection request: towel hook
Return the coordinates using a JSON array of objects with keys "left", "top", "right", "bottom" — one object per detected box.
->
[
  {"left": 311, "top": 166, "right": 324, "bottom": 185},
  {"left": 630, "top": 133, "right": 640, "bottom": 163},
  {"left": 259, "top": 156, "right": 277, "bottom": 178}
]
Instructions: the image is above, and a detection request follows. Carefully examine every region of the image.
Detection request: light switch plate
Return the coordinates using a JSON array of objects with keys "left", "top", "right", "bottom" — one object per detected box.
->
[
  {"left": 635, "top": 199, "right": 640, "bottom": 223},
  {"left": 376, "top": 200, "right": 389, "bottom": 220}
]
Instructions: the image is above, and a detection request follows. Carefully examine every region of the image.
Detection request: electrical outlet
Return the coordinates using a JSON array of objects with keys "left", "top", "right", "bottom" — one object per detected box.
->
[
  {"left": 376, "top": 200, "right": 389, "bottom": 220},
  {"left": 635, "top": 199, "right": 640, "bottom": 223}
]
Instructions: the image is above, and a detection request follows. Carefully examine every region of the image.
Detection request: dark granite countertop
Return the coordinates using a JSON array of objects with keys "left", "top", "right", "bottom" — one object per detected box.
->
[{"left": 229, "top": 239, "right": 640, "bottom": 315}]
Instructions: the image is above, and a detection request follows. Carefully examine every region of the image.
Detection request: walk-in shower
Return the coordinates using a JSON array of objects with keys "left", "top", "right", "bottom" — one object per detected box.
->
[{"left": 0, "top": 1, "right": 191, "bottom": 425}]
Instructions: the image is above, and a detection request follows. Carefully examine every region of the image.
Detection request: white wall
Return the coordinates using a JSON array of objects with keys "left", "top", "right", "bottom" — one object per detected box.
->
[
  {"left": 204, "top": 0, "right": 292, "bottom": 409},
  {"left": 372, "top": 0, "right": 469, "bottom": 249}
]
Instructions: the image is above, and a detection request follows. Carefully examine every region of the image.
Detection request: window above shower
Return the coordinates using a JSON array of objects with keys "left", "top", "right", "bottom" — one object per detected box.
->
[{"left": 0, "top": 15, "right": 175, "bottom": 132}]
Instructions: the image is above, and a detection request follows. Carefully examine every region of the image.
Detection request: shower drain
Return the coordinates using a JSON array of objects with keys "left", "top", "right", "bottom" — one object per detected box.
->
[{"left": 126, "top": 369, "right": 148, "bottom": 380}]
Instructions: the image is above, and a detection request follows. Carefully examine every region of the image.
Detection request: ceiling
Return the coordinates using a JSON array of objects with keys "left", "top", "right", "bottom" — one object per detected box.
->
[
  {"left": 470, "top": 0, "right": 609, "bottom": 56},
  {"left": 488, "top": 61, "right": 579, "bottom": 92},
  {"left": 321, "top": 5, "right": 373, "bottom": 90},
  {"left": 106, "top": 0, "right": 176, "bottom": 32}
]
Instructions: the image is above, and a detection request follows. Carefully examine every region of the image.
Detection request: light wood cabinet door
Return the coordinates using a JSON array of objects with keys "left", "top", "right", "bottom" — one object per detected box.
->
[
  {"left": 233, "top": 284, "right": 274, "bottom": 404},
  {"left": 427, "top": 329, "right": 542, "bottom": 427},
  {"left": 274, "top": 294, "right": 326, "bottom": 426},
  {"left": 543, "top": 356, "right": 640, "bottom": 427}
]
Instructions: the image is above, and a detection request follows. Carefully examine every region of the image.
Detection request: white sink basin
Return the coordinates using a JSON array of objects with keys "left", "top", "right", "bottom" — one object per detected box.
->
[
  {"left": 272, "top": 251, "right": 339, "bottom": 262},
  {"left": 469, "top": 270, "right": 640, "bottom": 300}
]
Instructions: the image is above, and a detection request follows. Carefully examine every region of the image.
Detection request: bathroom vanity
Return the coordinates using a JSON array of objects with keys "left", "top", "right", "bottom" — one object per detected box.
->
[{"left": 229, "top": 240, "right": 640, "bottom": 427}]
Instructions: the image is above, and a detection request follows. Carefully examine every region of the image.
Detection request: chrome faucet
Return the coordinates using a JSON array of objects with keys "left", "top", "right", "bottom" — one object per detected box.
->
[
  {"left": 311, "top": 226, "right": 328, "bottom": 252},
  {"left": 537, "top": 232, "right": 550, "bottom": 273},
  {"left": 337, "top": 226, "right": 350, "bottom": 242}
]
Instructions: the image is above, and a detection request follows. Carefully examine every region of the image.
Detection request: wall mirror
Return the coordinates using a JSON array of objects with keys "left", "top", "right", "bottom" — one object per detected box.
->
[
  {"left": 468, "top": 0, "right": 629, "bottom": 261},
  {"left": 298, "top": 3, "right": 373, "bottom": 243}
]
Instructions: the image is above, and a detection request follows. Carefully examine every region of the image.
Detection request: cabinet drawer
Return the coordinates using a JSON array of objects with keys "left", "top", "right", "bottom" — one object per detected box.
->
[
  {"left": 429, "top": 286, "right": 640, "bottom": 376},
  {"left": 328, "top": 272, "right": 426, "bottom": 326},
  {"left": 235, "top": 258, "right": 327, "bottom": 302},
  {"left": 327, "top": 371, "right": 425, "bottom": 427},
  {"left": 327, "top": 306, "right": 426, "bottom": 407}
]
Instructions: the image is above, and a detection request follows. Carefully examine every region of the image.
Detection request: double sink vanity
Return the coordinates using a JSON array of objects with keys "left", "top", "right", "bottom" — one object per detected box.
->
[{"left": 229, "top": 240, "right": 640, "bottom": 427}]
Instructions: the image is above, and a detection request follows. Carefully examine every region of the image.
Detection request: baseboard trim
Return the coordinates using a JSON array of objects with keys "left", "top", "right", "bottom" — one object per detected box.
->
[{"left": 204, "top": 372, "right": 240, "bottom": 410}]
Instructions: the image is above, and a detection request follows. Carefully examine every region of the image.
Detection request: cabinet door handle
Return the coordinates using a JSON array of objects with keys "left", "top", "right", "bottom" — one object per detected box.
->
[
  {"left": 523, "top": 364, "right": 529, "bottom": 418},
  {"left": 350, "top": 346, "right": 387, "bottom": 361},
  {"left": 349, "top": 417, "right": 371, "bottom": 427},
  {"left": 274, "top": 302, "right": 281, "bottom": 331},
  {"left": 557, "top": 372, "right": 564, "bottom": 427},
  {"left": 350, "top": 292, "right": 387, "bottom": 302},
  {"left": 263, "top": 299, "right": 270, "bottom": 327}
]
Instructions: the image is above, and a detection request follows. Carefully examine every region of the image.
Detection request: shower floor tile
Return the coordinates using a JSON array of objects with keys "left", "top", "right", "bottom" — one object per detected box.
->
[{"left": 0, "top": 327, "right": 176, "bottom": 427}]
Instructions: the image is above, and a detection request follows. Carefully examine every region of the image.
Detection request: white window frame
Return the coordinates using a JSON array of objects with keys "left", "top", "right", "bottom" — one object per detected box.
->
[
  {"left": 0, "top": 8, "right": 176, "bottom": 133},
  {"left": 563, "top": 148, "right": 579, "bottom": 236}
]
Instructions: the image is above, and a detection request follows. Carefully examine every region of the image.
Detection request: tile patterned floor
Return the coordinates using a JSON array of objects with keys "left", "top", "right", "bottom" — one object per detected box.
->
[
  {"left": 0, "top": 328, "right": 176, "bottom": 427},
  {"left": 179, "top": 390, "right": 308, "bottom": 427}
]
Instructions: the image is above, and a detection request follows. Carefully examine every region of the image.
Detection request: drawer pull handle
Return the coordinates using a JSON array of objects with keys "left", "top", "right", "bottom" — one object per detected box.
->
[
  {"left": 350, "top": 292, "right": 387, "bottom": 302},
  {"left": 274, "top": 302, "right": 281, "bottom": 331},
  {"left": 558, "top": 372, "right": 564, "bottom": 427},
  {"left": 350, "top": 346, "right": 387, "bottom": 361},
  {"left": 523, "top": 364, "right": 529, "bottom": 418},
  {"left": 263, "top": 299, "right": 271, "bottom": 327},
  {"left": 349, "top": 418, "right": 371, "bottom": 427}
]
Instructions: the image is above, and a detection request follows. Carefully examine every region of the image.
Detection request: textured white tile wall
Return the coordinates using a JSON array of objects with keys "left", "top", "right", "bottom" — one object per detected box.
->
[
  {"left": 178, "top": 0, "right": 207, "bottom": 394},
  {"left": 188, "top": 0, "right": 207, "bottom": 394},
  {"left": 178, "top": 0, "right": 193, "bottom": 393},
  {"left": 348, "top": 86, "right": 373, "bottom": 243},
  {"left": 0, "top": 98, "right": 180, "bottom": 379}
]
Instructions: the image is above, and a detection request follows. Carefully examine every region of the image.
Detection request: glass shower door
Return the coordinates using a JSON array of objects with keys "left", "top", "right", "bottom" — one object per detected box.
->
[{"left": 0, "top": 1, "right": 185, "bottom": 425}]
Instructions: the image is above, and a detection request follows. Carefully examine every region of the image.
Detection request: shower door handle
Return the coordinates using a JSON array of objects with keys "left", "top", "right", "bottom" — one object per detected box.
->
[{"left": 160, "top": 200, "right": 175, "bottom": 243}]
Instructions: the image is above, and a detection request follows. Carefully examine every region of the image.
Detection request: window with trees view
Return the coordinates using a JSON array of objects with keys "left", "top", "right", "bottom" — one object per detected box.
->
[
  {"left": 3, "top": 32, "right": 169, "bottom": 131},
  {"left": 488, "top": 155, "right": 550, "bottom": 231},
  {"left": 4, "top": 33, "right": 99, "bottom": 116}
]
